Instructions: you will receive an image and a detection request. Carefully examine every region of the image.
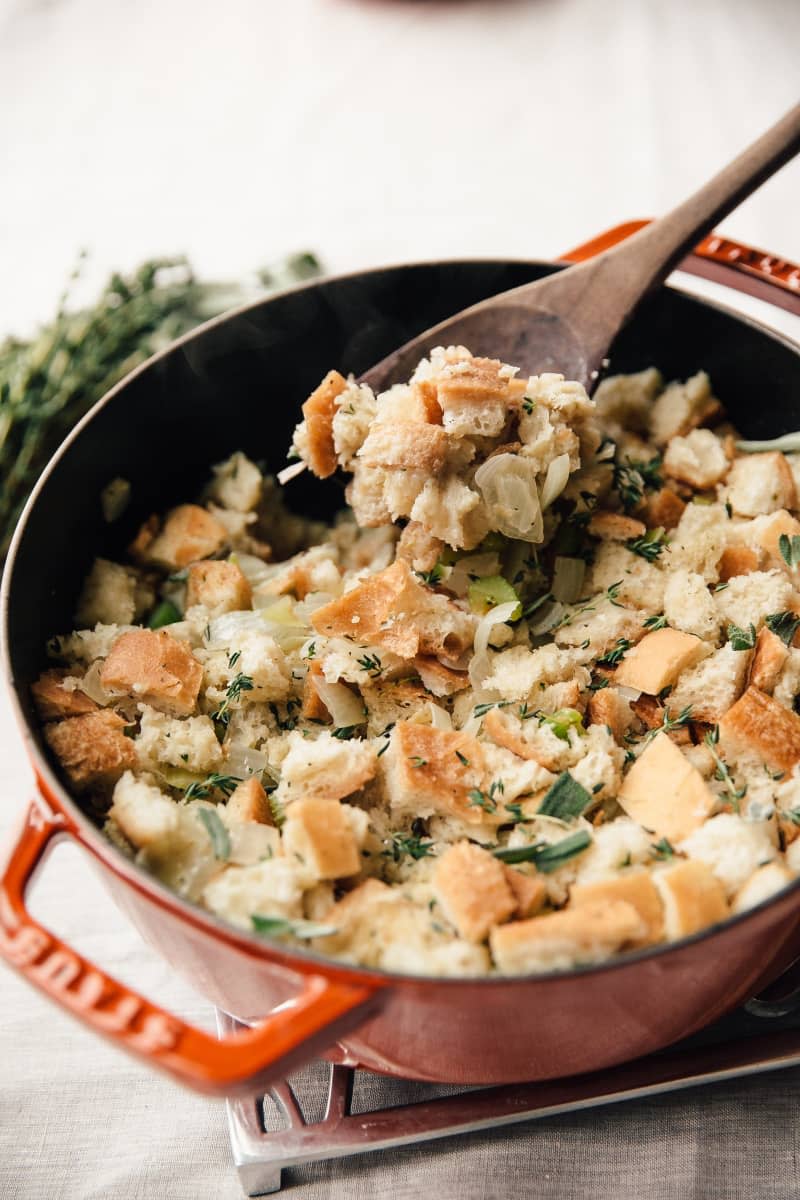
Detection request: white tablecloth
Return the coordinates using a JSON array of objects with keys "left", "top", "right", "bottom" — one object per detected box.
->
[{"left": 1, "top": 1, "right": 799, "bottom": 1196}]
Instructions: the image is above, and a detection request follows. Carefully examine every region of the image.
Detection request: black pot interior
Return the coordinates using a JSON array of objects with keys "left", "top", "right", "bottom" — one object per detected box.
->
[{"left": 6, "top": 258, "right": 800, "bottom": 746}]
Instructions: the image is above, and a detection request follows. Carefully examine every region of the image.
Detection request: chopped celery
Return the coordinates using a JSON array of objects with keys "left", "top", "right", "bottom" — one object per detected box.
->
[
  {"left": 467, "top": 575, "right": 522, "bottom": 620},
  {"left": 540, "top": 708, "right": 585, "bottom": 741},
  {"left": 147, "top": 600, "right": 181, "bottom": 629}
]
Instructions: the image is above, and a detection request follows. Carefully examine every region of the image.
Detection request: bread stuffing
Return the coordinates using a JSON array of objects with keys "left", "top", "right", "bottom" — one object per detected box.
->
[{"left": 37, "top": 348, "right": 800, "bottom": 976}]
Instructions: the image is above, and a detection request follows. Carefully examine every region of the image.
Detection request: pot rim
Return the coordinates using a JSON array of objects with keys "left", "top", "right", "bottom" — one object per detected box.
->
[{"left": 5, "top": 252, "right": 800, "bottom": 992}]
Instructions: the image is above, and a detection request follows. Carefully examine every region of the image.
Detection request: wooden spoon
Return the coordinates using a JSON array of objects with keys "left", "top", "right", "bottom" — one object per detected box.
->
[{"left": 361, "top": 103, "right": 800, "bottom": 394}]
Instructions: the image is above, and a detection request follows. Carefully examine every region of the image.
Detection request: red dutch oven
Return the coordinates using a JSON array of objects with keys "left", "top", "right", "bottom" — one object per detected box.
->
[{"left": 2, "top": 224, "right": 800, "bottom": 1099}]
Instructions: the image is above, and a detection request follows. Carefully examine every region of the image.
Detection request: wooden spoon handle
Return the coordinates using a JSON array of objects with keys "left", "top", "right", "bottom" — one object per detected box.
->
[{"left": 532, "top": 103, "right": 800, "bottom": 373}]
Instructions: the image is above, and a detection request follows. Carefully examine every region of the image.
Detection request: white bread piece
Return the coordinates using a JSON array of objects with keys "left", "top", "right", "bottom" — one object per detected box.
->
[
  {"left": 749, "top": 627, "right": 789, "bottom": 694},
  {"left": 282, "top": 798, "right": 365, "bottom": 880},
  {"left": 434, "top": 354, "right": 521, "bottom": 438},
  {"left": 76, "top": 558, "right": 149, "bottom": 627},
  {"left": 677, "top": 812, "right": 777, "bottom": 898},
  {"left": 382, "top": 722, "right": 503, "bottom": 826},
  {"left": 311, "top": 559, "right": 475, "bottom": 661},
  {"left": 185, "top": 560, "right": 252, "bottom": 617},
  {"left": 276, "top": 729, "right": 377, "bottom": 806},
  {"left": 584, "top": 542, "right": 666, "bottom": 612},
  {"left": 331, "top": 381, "right": 378, "bottom": 471},
  {"left": 317, "top": 878, "right": 491, "bottom": 977},
  {"left": 574, "top": 817, "right": 656, "bottom": 883},
  {"left": 663, "top": 568, "right": 721, "bottom": 641},
  {"left": 345, "top": 464, "right": 393, "bottom": 527},
  {"left": 45, "top": 710, "right": 137, "bottom": 793},
  {"left": 409, "top": 475, "right": 489, "bottom": 551},
  {"left": 667, "top": 643, "right": 750, "bottom": 725},
  {"left": 570, "top": 869, "right": 664, "bottom": 945},
  {"left": 653, "top": 859, "right": 729, "bottom": 939},
  {"left": 554, "top": 595, "right": 648, "bottom": 656},
  {"left": 480, "top": 740, "right": 557, "bottom": 803},
  {"left": 358, "top": 419, "right": 453, "bottom": 475},
  {"left": 140, "top": 504, "right": 229, "bottom": 571},
  {"left": 490, "top": 898, "right": 646, "bottom": 975},
  {"left": 397, "top": 521, "right": 445, "bottom": 574},
  {"left": 648, "top": 371, "right": 720, "bottom": 446},
  {"left": 524, "top": 371, "right": 595, "bottom": 424},
  {"left": 593, "top": 367, "right": 662, "bottom": 433},
  {"left": 713, "top": 570, "right": 796, "bottom": 634},
  {"left": 614, "top": 628, "right": 709, "bottom": 695},
  {"left": 433, "top": 842, "right": 516, "bottom": 942},
  {"left": 665, "top": 502, "right": 731, "bottom": 582},
  {"left": 719, "top": 686, "right": 800, "bottom": 772},
  {"left": 723, "top": 452, "right": 797, "bottom": 518},
  {"left": 109, "top": 771, "right": 181, "bottom": 851},
  {"left": 202, "top": 857, "right": 306, "bottom": 929},
  {"left": 258, "top": 545, "right": 342, "bottom": 601},
  {"left": 663, "top": 429, "right": 729, "bottom": 489},
  {"left": 226, "top": 631, "right": 291, "bottom": 703},
  {"left": 135, "top": 704, "right": 222, "bottom": 772},
  {"left": 731, "top": 861, "right": 793, "bottom": 915},
  {"left": 480, "top": 643, "right": 591, "bottom": 702},
  {"left": 225, "top": 777, "right": 274, "bottom": 826},
  {"left": 748, "top": 509, "right": 800, "bottom": 569},
  {"left": 100, "top": 629, "right": 203, "bottom": 716},
  {"left": 567, "top": 724, "right": 625, "bottom": 801},
  {"left": 208, "top": 452, "right": 263, "bottom": 512},
  {"left": 619, "top": 733, "right": 715, "bottom": 842},
  {"left": 483, "top": 707, "right": 582, "bottom": 773}
]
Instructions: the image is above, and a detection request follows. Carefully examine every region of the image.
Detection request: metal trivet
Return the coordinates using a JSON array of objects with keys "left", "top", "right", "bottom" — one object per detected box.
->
[{"left": 217, "top": 979, "right": 800, "bottom": 1196}]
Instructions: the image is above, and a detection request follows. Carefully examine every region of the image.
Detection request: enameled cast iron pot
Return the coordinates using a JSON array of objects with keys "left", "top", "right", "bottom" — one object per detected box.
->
[{"left": 3, "top": 224, "right": 800, "bottom": 1099}]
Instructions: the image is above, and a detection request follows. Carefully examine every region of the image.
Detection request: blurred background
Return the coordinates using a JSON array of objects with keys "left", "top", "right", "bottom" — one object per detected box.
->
[{"left": 2, "top": 0, "right": 799, "bottom": 337}]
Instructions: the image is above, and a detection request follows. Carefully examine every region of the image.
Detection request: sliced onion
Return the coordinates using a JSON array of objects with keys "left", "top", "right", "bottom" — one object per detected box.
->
[
  {"left": 474, "top": 454, "right": 543, "bottom": 543},
  {"left": 428, "top": 702, "right": 452, "bottom": 730},
  {"left": 461, "top": 713, "right": 483, "bottom": 737},
  {"left": 616, "top": 684, "right": 642, "bottom": 702},
  {"left": 469, "top": 600, "right": 520, "bottom": 688},
  {"left": 78, "top": 660, "right": 113, "bottom": 706},
  {"left": 540, "top": 454, "right": 572, "bottom": 510},
  {"left": 551, "top": 556, "right": 585, "bottom": 604},
  {"left": 225, "top": 742, "right": 268, "bottom": 779},
  {"left": 277, "top": 460, "right": 308, "bottom": 485},
  {"left": 528, "top": 600, "right": 566, "bottom": 635},
  {"left": 230, "top": 553, "right": 282, "bottom": 588},
  {"left": 312, "top": 678, "right": 365, "bottom": 728},
  {"left": 736, "top": 432, "right": 800, "bottom": 453}
]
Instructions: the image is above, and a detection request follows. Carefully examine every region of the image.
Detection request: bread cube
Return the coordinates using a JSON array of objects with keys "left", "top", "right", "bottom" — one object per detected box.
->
[
  {"left": 100, "top": 629, "right": 203, "bottom": 716},
  {"left": 276, "top": 729, "right": 377, "bottom": 805},
  {"left": 135, "top": 705, "right": 221, "bottom": 772},
  {"left": 225, "top": 777, "right": 274, "bottom": 826},
  {"left": 718, "top": 545, "right": 759, "bottom": 582},
  {"left": 203, "top": 857, "right": 306, "bottom": 929},
  {"left": 652, "top": 859, "right": 729, "bottom": 939},
  {"left": 76, "top": 557, "right": 145, "bottom": 627},
  {"left": 713, "top": 570, "right": 795, "bottom": 633},
  {"left": 489, "top": 899, "right": 646, "bottom": 974},
  {"left": 300, "top": 369, "right": 348, "bottom": 477},
  {"left": 753, "top": 509, "right": 800, "bottom": 568},
  {"left": 383, "top": 721, "right": 501, "bottom": 826},
  {"left": 45, "top": 710, "right": 137, "bottom": 793},
  {"left": 570, "top": 869, "right": 664, "bottom": 946},
  {"left": 749, "top": 627, "right": 789, "bottom": 694},
  {"left": 413, "top": 656, "right": 470, "bottom": 697},
  {"left": 663, "top": 568, "right": 720, "bottom": 642},
  {"left": 642, "top": 488, "right": 686, "bottom": 531},
  {"left": 587, "top": 687, "right": 634, "bottom": 743},
  {"left": 731, "top": 862, "right": 793, "bottom": 914},
  {"left": 719, "top": 685, "right": 800, "bottom": 772},
  {"left": 614, "top": 628, "right": 709, "bottom": 695},
  {"left": 503, "top": 867, "right": 547, "bottom": 918},
  {"left": 32, "top": 669, "right": 99, "bottom": 722},
  {"left": 282, "top": 798, "right": 362, "bottom": 879},
  {"left": 359, "top": 420, "right": 452, "bottom": 474},
  {"left": 678, "top": 813, "right": 777, "bottom": 898},
  {"left": 587, "top": 512, "right": 646, "bottom": 541},
  {"left": 663, "top": 429, "right": 729, "bottom": 489},
  {"left": 724, "top": 453, "right": 797, "bottom": 518},
  {"left": 433, "top": 842, "right": 516, "bottom": 942},
  {"left": 140, "top": 505, "right": 228, "bottom": 570},
  {"left": 667, "top": 644, "right": 749, "bottom": 724},
  {"left": 185, "top": 560, "right": 252, "bottom": 616},
  {"left": 649, "top": 371, "right": 721, "bottom": 445},
  {"left": 208, "top": 452, "right": 263, "bottom": 512},
  {"left": 396, "top": 521, "right": 445, "bottom": 573},
  {"left": 618, "top": 733, "right": 715, "bottom": 842}
]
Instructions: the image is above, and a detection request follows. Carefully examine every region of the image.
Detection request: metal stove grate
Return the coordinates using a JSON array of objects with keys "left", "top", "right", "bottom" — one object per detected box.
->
[{"left": 217, "top": 977, "right": 800, "bottom": 1195}]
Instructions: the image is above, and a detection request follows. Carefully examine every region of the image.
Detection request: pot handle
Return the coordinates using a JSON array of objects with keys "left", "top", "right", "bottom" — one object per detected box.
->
[
  {"left": 0, "top": 800, "right": 378, "bottom": 1098},
  {"left": 562, "top": 220, "right": 800, "bottom": 317}
]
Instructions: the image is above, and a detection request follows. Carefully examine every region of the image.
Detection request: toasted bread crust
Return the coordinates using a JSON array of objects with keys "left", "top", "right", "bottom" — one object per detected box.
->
[
  {"left": 359, "top": 420, "right": 452, "bottom": 474},
  {"left": 503, "top": 867, "right": 547, "bottom": 918},
  {"left": 587, "top": 512, "right": 647, "bottom": 541},
  {"left": 385, "top": 721, "right": 500, "bottom": 825},
  {"left": 142, "top": 504, "right": 228, "bottom": 571},
  {"left": 282, "top": 798, "right": 361, "bottom": 879},
  {"left": 301, "top": 661, "right": 331, "bottom": 721},
  {"left": 618, "top": 732, "right": 714, "bottom": 841},
  {"left": 614, "top": 628, "right": 708, "bottom": 696},
  {"left": 226, "top": 777, "right": 274, "bottom": 825},
  {"left": 653, "top": 859, "right": 729, "bottom": 938},
  {"left": 489, "top": 899, "right": 646, "bottom": 974},
  {"left": 719, "top": 685, "right": 800, "bottom": 771},
  {"left": 718, "top": 545, "right": 759, "bottom": 582},
  {"left": 44, "top": 710, "right": 136, "bottom": 793},
  {"left": 570, "top": 870, "right": 664, "bottom": 946},
  {"left": 32, "top": 669, "right": 99, "bottom": 722},
  {"left": 302, "top": 370, "right": 348, "bottom": 478},
  {"left": 185, "top": 560, "right": 252, "bottom": 614},
  {"left": 396, "top": 521, "right": 444, "bottom": 573},
  {"left": 433, "top": 842, "right": 516, "bottom": 942},
  {"left": 587, "top": 687, "right": 633, "bottom": 743},
  {"left": 413, "top": 656, "right": 470, "bottom": 697},
  {"left": 100, "top": 629, "right": 203, "bottom": 716},
  {"left": 642, "top": 488, "right": 686, "bottom": 531},
  {"left": 748, "top": 627, "right": 789, "bottom": 694}
]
